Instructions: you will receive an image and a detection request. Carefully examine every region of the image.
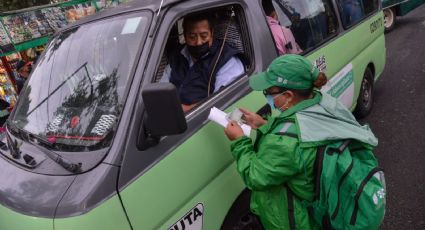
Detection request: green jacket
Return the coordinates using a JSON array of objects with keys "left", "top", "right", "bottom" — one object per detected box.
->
[{"left": 230, "top": 91, "right": 377, "bottom": 230}]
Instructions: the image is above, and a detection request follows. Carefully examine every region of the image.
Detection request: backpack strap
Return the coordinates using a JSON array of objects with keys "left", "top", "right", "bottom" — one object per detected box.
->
[
  {"left": 313, "top": 146, "right": 326, "bottom": 201},
  {"left": 337, "top": 140, "right": 351, "bottom": 153},
  {"left": 311, "top": 146, "right": 335, "bottom": 230},
  {"left": 285, "top": 185, "right": 296, "bottom": 230}
]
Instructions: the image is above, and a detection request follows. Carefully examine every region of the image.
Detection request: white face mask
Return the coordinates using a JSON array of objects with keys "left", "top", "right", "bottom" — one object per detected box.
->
[{"left": 266, "top": 94, "right": 278, "bottom": 110}]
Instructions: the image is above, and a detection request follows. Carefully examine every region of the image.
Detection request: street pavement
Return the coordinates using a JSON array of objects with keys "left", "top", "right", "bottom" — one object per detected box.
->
[{"left": 360, "top": 4, "right": 425, "bottom": 230}]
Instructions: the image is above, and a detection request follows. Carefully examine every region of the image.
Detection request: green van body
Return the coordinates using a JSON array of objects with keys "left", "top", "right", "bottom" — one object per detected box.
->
[{"left": 0, "top": 0, "right": 386, "bottom": 229}]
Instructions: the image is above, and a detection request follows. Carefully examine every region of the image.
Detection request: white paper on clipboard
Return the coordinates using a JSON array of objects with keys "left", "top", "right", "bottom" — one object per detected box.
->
[{"left": 208, "top": 107, "right": 251, "bottom": 137}]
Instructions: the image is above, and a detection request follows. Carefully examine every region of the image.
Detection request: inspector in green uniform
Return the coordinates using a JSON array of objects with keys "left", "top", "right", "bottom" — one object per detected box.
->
[{"left": 224, "top": 55, "right": 378, "bottom": 230}]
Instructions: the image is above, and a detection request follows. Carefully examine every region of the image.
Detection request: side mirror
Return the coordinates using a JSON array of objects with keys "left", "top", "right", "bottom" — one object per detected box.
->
[{"left": 141, "top": 83, "right": 187, "bottom": 141}]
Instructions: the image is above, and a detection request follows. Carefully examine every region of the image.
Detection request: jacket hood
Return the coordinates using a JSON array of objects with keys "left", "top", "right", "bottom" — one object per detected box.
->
[{"left": 296, "top": 93, "right": 378, "bottom": 147}]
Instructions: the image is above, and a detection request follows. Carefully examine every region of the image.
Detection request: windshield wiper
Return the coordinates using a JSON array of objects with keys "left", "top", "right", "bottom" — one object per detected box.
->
[
  {"left": 6, "top": 121, "right": 82, "bottom": 173},
  {"left": 5, "top": 131, "right": 21, "bottom": 159},
  {"left": 33, "top": 144, "right": 82, "bottom": 173}
]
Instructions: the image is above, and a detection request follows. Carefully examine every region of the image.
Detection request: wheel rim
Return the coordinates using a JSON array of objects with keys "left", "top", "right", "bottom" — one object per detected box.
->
[
  {"left": 361, "top": 78, "right": 372, "bottom": 109},
  {"left": 384, "top": 9, "right": 394, "bottom": 29}
]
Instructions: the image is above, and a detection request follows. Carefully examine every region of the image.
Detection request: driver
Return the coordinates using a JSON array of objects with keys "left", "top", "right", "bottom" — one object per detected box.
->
[{"left": 161, "top": 13, "right": 245, "bottom": 112}]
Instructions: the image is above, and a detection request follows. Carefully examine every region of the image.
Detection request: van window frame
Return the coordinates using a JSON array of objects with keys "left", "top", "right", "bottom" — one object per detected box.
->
[
  {"left": 151, "top": 5, "right": 255, "bottom": 92},
  {"left": 149, "top": 3, "right": 256, "bottom": 120}
]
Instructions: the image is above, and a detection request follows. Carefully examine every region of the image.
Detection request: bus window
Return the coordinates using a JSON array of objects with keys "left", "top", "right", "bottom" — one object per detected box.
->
[
  {"left": 272, "top": 0, "right": 338, "bottom": 53},
  {"left": 337, "top": 0, "right": 380, "bottom": 28}
]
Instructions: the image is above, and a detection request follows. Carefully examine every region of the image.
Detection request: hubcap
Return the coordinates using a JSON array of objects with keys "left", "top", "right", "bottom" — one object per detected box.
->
[
  {"left": 361, "top": 79, "right": 372, "bottom": 108},
  {"left": 384, "top": 9, "right": 394, "bottom": 28}
]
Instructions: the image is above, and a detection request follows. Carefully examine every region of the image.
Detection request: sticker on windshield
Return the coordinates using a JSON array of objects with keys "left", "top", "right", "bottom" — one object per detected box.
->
[
  {"left": 90, "top": 114, "right": 116, "bottom": 136},
  {"left": 46, "top": 114, "right": 65, "bottom": 133},
  {"left": 169, "top": 203, "right": 204, "bottom": 230},
  {"left": 121, "top": 17, "right": 142, "bottom": 35}
]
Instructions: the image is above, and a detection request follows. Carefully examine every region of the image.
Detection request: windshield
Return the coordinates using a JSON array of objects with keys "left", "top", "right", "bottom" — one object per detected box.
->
[{"left": 9, "top": 12, "right": 150, "bottom": 151}]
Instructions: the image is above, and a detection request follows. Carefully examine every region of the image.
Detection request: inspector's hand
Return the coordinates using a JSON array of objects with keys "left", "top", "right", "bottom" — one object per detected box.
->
[
  {"left": 240, "top": 108, "right": 267, "bottom": 129},
  {"left": 225, "top": 121, "right": 244, "bottom": 141}
]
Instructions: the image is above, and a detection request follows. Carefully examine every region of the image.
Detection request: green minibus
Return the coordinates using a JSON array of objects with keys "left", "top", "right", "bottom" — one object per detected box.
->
[{"left": 0, "top": 0, "right": 386, "bottom": 229}]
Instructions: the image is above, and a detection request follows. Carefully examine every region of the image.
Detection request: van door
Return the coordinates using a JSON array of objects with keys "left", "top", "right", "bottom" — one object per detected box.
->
[{"left": 117, "top": 0, "right": 276, "bottom": 229}]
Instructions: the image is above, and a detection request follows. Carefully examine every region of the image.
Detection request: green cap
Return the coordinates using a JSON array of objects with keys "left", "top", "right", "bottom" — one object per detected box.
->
[{"left": 249, "top": 54, "right": 320, "bottom": 91}]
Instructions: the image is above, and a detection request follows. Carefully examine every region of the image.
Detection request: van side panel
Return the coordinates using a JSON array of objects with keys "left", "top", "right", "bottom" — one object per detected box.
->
[
  {"left": 360, "top": 34, "right": 386, "bottom": 82},
  {"left": 0, "top": 205, "right": 53, "bottom": 230},
  {"left": 53, "top": 196, "right": 131, "bottom": 230},
  {"left": 119, "top": 92, "right": 265, "bottom": 230},
  {"left": 157, "top": 163, "right": 245, "bottom": 230},
  {"left": 307, "top": 12, "right": 385, "bottom": 110}
]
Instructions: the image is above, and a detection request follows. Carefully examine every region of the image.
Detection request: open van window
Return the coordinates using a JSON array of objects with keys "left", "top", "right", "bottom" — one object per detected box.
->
[
  {"left": 8, "top": 12, "right": 150, "bottom": 151},
  {"left": 153, "top": 5, "right": 252, "bottom": 113}
]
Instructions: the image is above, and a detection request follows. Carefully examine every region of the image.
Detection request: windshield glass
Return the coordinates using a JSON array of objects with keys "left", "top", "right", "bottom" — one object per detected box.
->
[{"left": 9, "top": 12, "right": 150, "bottom": 151}]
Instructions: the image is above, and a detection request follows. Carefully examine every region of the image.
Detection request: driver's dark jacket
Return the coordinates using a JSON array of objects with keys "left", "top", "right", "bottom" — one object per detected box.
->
[{"left": 168, "top": 40, "right": 242, "bottom": 105}]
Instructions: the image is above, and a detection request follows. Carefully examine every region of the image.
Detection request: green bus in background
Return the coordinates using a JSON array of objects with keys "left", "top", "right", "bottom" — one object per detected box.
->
[
  {"left": 0, "top": 0, "right": 386, "bottom": 229},
  {"left": 382, "top": 0, "right": 425, "bottom": 31}
]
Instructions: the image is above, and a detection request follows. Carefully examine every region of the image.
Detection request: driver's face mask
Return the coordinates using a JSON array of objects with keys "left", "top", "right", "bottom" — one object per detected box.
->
[{"left": 187, "top": 42, "right": 210, "bottom": 59}]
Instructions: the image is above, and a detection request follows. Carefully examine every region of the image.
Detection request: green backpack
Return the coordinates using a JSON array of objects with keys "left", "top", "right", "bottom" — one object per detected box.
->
[{"left": 307, "top": 140, "right": 386, "bottom": 230}]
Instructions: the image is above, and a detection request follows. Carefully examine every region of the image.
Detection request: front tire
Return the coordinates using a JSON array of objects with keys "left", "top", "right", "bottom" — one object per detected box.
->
[
  {"left": 354, "top": 68, "right": 374, "bottom": 119},
  {"left": 383, "top": 8, "right": 396, "bottom": 32},
  {"left": 221, "top": 190, "right": 264, "bottom": 230}
]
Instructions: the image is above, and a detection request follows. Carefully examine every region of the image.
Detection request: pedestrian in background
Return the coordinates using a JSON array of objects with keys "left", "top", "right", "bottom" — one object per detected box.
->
[
  {"left": 262, "top": 0, "right": 302, "bottom": 55},
  {"left": 15, "top": 60, "right": 32, "bottom": 94}
]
